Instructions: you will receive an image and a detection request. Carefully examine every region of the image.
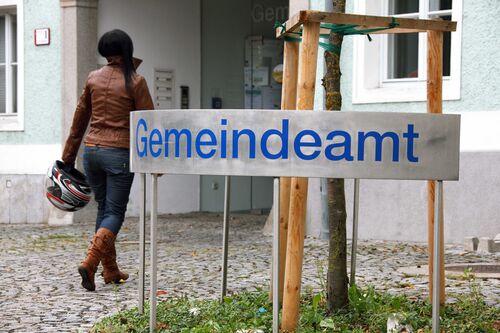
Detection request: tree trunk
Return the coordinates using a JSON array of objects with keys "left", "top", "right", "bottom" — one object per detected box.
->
[{"left": 323, "top": 0, "right": 349, "bottom": 312}]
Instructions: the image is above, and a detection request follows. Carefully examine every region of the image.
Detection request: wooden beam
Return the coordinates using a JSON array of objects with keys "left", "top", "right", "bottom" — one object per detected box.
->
[
  {"left": 277, "top": 10, "right": 456, "bottom": 38},
  {"left": 269, "top": 40, "right": 299, "bottom": 304},
  {"left": 277, "top": 177, "right": 291, "bottom": 302},
  {"left": 282, "top": 21, "right": 320, "bottom": 332},
  {"left": 427, "top": 30, "right": 445, "bottom": 306},
  {"left": 279, "top": 41, "right": 299, "bottom": 303}
]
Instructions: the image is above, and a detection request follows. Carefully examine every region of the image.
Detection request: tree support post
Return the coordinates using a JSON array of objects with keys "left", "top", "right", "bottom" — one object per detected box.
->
[
  {"left": 272, "top": 40, "right": 299, "bottom": 304},
  {"left": 427, "top": 29, "right": 445, "bottom": 305},
  {"left": 282, "top": 21, "right": 320, "bottom": 332}
]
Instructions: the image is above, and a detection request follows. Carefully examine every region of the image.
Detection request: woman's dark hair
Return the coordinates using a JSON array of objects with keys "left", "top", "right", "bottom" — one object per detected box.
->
[{"left": 98, "top": 29, "right": 135, "bottom": 92}]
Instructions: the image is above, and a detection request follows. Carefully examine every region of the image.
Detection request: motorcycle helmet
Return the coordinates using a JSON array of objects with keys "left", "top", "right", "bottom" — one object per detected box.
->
[{"left": 46, "top": 160, "right": 92, "bottom": 212}]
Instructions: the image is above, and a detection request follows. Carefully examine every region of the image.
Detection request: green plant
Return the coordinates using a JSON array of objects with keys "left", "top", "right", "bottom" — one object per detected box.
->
[
  {"left": 314, "top": 259, "right": 327, "bottom": 297},
  {"left": 92, "top": 285, "right": 499, "bottom": 333}
]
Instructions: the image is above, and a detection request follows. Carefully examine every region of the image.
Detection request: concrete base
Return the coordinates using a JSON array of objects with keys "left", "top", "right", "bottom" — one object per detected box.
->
[
  {"left": 47, "top": 206, "right": 74, "bottom": 226},
  {"left": 398, "top": 263, "right": 500, "bottom": 279},
  {"left": 477, "top": 237, "right": 500, "bottom": 253},
  {"left": 463, "top": 236, "right": 479, "bottom": 251},
  {"left": 261, "top": 178, "right": 330, "bottom": 239},
  {"left": 0, "top": 174, "right": 51, "bottom": 224}
]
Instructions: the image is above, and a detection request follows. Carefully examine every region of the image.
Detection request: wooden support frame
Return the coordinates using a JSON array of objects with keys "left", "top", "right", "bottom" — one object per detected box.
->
[
  {"left": 276, "top": 10, "right": 457, "bottom": 38},
  {"left": 276, "top": 10, "right": 456, "bottom": 333}
]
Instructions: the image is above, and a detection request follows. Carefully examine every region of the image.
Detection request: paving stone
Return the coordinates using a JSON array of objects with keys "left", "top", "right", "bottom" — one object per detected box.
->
[
  {"left": 0, "top": 212, "right": 498, "bottom": 332},
  {"left": 478, "top": 237, "right": 496, "bottom": 253},
  {"left": 463, "top": 236, "right": 479, "bottom": 251}
]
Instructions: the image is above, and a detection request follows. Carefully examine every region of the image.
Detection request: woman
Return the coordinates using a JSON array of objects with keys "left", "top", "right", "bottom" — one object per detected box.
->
[{"left": 62, "top": 29, "right": 154, "bottom": 291}]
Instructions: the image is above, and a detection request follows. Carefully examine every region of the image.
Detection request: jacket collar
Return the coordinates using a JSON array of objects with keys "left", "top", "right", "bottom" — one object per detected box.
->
[{"left": 106, "top": 55, "right": 143, "bottom": 70}]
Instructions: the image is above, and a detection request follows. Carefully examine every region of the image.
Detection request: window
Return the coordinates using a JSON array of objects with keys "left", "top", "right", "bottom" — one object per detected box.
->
[
  {"left": 352, "top": 0, "right": 462, "bottom": 104},
  {"left": 0, "top": 1, "right": 22, "bottom": 131},
  {"left": 0, "top": 13, "right": 17, "bottom": 114}
]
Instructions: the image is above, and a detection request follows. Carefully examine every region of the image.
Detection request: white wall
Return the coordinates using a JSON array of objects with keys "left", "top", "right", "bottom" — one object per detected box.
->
[
  {"left": 343, "top": 151, "right": 500, "bottom": 244},
  {"left": 300, "top": 1, "right": 500, "bottom": 243},
  {"left": 97, "top": 0, "right": 201, "bottom": 215}
]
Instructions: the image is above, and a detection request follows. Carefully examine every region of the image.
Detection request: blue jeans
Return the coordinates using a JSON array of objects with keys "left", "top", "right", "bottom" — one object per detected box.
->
[{"left": 83, "top": 146, "right": 134, "bottom": 235}]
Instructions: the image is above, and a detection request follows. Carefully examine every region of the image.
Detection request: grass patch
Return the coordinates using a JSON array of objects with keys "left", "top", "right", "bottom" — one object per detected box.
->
[
  {"left": 92, "top": 282, "right": 498, "bottom": 333},
  {"left": 29, "top": 234, "right": 82, "bottom": 251},
  {"left": 46, "top": 234, "right": 79, "bottom": 240}
]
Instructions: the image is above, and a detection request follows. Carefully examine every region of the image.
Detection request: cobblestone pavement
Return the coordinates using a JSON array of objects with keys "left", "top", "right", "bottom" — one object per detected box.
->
[{"left": 0, "top": 212, "right": 498, "bottom": 332}]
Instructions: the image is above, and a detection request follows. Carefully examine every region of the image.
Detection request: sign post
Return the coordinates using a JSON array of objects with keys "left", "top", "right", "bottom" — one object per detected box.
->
[
  {"left": 432, "top": 180, "right": 444, "bottom": 332},
  {"left": 149, "top": 174, "right": 158, "bottom": 333},
  {"left": 220, "top": 176, "right": 231, "bottom": 301},
  {"left": 350, "top": 178, "right": 360, "bottom": 286},
  {"left": 131, "top": 109, "right": 460, "bottom": 333},
  {"left": 138, "top": 173, "right": 146, "bottom": 314},
  {"left": 272, "top": 177, "right": 280, "bottom": 333}
]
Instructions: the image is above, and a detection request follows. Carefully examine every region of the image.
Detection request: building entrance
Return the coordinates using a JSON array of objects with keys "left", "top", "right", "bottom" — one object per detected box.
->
[{"left": 200, "top": 0, "right": 288, "bottom": 212}]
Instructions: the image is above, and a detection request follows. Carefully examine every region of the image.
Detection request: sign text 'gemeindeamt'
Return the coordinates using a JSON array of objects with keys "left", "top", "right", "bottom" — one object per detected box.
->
[{"left": 130, "top": 110, "right": 460, "bottom": 180}]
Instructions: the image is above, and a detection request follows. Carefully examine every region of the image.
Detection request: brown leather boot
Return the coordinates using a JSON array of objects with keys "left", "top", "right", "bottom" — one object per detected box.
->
[
  {"left": 78, "top": 228, "right": 115, "bottom": 291},
  {"left": 101, "top": 236, "right": 129, "bottom": 284}
]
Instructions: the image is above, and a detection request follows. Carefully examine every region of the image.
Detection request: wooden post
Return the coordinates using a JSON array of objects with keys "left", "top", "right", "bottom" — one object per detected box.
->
[
  {"left": 427, "top": 30, "right": 445, "bottom": 305},
  {"left": 269, "top": 40, "right": 299, "bottom": 302},
  {"left": 277, "top": 177, "right": 291, "bottom": 302},
  {"left": 278, "top": 41, "right": 299, "bottom": 303},
  {"left": 282, "top": 21, "right": 320, "bottom": 332}
]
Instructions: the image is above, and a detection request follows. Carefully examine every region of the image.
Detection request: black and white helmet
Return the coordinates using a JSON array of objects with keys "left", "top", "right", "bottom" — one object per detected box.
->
[{"left": 46, "top": 160, "right": 92, "bottom": 212}]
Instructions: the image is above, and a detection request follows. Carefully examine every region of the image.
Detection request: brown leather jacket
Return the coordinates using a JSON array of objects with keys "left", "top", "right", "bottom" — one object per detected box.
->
[{"left": 62, "top": 56, "right": 154, "bottom": 164}]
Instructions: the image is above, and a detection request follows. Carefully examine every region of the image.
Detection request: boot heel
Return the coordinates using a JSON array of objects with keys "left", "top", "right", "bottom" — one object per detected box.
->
[{"left": 78, "top": 265, "right": 96, "bottom": 291}]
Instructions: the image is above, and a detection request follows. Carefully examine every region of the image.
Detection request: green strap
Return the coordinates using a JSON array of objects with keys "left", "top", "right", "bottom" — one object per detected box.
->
[
  {"left": 319, "top": 41, "right": 342, "bottom": 55},
  {"left": 279, "top": 17, "right": 399, "bottom": 36},
  {"left": 285, "top": 35, "right": 342, "bottom": 55},
  {"left": 284, "top": 36, "right": 302, "bottom": 43},
  {"left": 320, "top": 23, "right": 359, "bottom": 33},
  {"left": 320, "top": 17, "right": 399, "bottom": 37},
  {"left": 274, "top": 21, "right": 286, "bottom": 35},
  {"left": 280, "top": 17, "right": 399, "bottom": 56}
]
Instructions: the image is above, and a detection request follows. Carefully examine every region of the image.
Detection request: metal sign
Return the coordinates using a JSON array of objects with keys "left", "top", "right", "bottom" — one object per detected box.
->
[{"left": 130, "top": 109, "right": 460, "bottom": 180}]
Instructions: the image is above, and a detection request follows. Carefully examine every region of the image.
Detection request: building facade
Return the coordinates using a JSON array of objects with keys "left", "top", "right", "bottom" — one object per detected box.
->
[{"left": 0, "top": 0, "right": 498, "bottom": 244}]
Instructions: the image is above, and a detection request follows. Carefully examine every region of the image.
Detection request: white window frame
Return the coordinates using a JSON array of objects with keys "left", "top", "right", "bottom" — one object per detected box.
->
[
  {"left": 0, "top": 0, "right": 23, "bottom": 131},
  {"left": 352, "top": 0, "right": 462, "bottom": 104}
]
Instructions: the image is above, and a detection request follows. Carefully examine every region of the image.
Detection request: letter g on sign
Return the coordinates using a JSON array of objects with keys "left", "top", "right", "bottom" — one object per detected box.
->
[{"left": 136, "top": 118, "right": 148, "bottom": 158}]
